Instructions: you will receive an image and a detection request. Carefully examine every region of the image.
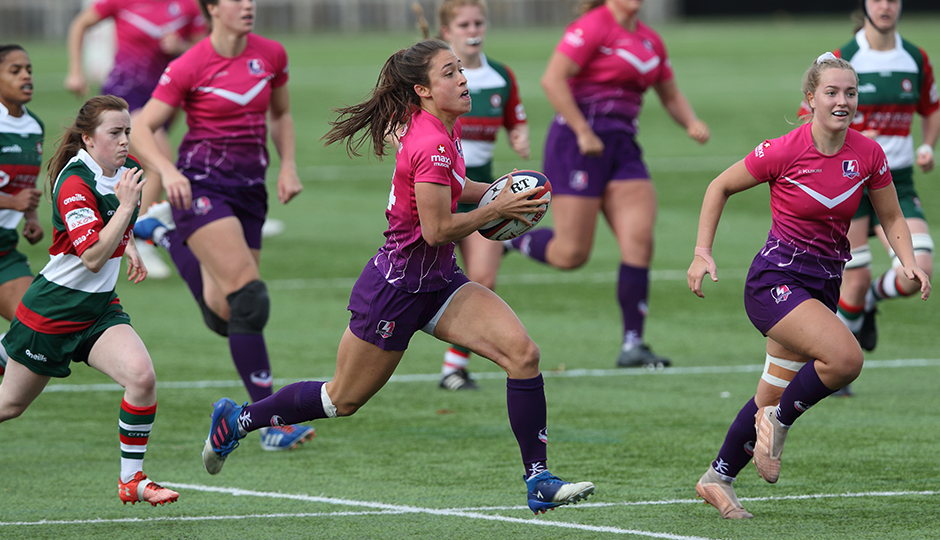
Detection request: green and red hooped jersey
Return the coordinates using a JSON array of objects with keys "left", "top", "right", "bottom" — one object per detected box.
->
[
  {"left": 0, "top": 103, "right": 43, "bottom": 253},
  {"left": 14, "top": 150, "right": 140, "bottom": 334},
  {"left": 800, "top": 31, "right": 939, "bottom": 171},
  {"left": 460, "top": 54, "right": 527, "bottom": 168}
]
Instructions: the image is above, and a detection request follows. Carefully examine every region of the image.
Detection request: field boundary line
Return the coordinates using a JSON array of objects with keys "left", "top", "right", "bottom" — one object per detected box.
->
[
  {"left": 4, "top": 485, "right": 936, "bottom": 536},
  {"left": 40, "top": 358, "right": 940, "bottom": 393}
]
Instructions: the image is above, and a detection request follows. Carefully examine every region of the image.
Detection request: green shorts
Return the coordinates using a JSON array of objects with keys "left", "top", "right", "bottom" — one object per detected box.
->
[
  {"left": 457, "top": 162, "right": 496, "bottom": 214},
  {"left": 854, "top": 167, "right": 926, "bottom": 230},
  {"left": 0, "top": 249, "right": 34, "bottom": 286},
  {"left": 2, "top": 301, "right": 132, "bottom": 378}
]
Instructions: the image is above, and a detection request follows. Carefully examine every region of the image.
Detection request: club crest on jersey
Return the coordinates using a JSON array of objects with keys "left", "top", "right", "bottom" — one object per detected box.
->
[
  {"left": 193, "top": 196, "right": 212, "bottom": 216},
  {"left": 376, "top": 320, "right": 395, "bottom": 339},
  {"left": 455, "top": 137, "right": 463, "bottom": 157},
  {"left": 489, "top": 93, "right": 502, "bottom": 108},
  {"left": 167, "top": 1, "right": 181, "bottom": 16},
  {"left": 901, "top": 78, "right": 913, "bottom": 93},
  {"left": 842, "top": 160, "right": 859, "bottom": 179},
  {"left": 771, "top": 284, "right": 792, "bottom": 304},
  {"left": 248, "top": 59, "right": 265, "bottom": 77}
]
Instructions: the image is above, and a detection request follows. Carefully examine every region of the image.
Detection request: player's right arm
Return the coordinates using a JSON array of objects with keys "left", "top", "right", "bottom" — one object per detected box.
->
[
  {"left": 688, "top": 159, "right": 760, "bottom": 297},
  {"left": 64, "top": 6, "right": 104, "bottom": 96}
]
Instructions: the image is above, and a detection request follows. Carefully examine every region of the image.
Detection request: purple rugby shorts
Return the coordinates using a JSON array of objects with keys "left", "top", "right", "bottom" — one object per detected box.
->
[
  {"left": 171, "top": 181, "right": 267, "bottom": 250},
  {"left": 743, "top": 253, "right": 841, "bottom": 336},
  {"left": 347, "top": 259, "right": 471, "bottom": 351},
  {"left": 543, "top": 119, "right": 650, "bottom": 197}
]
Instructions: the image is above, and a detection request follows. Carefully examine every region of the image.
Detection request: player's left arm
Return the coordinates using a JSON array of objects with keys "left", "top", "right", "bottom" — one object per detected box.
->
[
  {"left": 269, "top": 83, "right": 302, "bottom": 205},
  {"left": 916, "top": 107, "right": 939, "bottom": 173},
  {"left": 652, "top": 78, "right": 710, "bottom": 145},
  {"left": 870, "top": 183, "right": 931, "bottom": 299},
  {"left": 22, "top": 208, "right": 43, "bottom": 244}
]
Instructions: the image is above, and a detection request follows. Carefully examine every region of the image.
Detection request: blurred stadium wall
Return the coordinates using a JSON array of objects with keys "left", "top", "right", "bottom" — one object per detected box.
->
[{"left": 0, "top": 0, "right": 936, "bottom": 39}]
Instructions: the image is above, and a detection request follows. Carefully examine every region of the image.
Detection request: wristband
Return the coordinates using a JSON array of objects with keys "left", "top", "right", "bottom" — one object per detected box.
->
[{"left": 917, "top": 144, "right": 934, "bottom": 158}]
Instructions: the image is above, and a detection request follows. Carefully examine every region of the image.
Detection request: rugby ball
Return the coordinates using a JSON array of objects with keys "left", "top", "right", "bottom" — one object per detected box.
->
[{"left": 477, "top": 170, "right": 552, "bottom": 241}]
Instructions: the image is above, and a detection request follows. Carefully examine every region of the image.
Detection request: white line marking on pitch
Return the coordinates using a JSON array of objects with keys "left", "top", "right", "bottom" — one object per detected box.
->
[
  {"left": 40, "top": 358, "right": 940, "bottom": 393},
  {"left": 4, "top": 485, "right": 936, "bottom": 538}
]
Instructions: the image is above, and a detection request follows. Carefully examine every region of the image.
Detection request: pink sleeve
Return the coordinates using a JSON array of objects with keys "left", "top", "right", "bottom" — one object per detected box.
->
[
  {"left": 555, "top": 17, "right": 602, "bottom": 68},
  {"left": 412, "top": 138, "right": 454, "bottom": 187},
  {"left": 744, "top": 140, "right": 779, "bottom": 183},
  {"left": 867, "top": 146, "right": 892, "bottom": 190},
  {"left": 151, "top": 56, "right": 191, "bottom": 108},
  {"left": 271, "top": 42, "right": 289, "bottom": 88},
  {"left": 92, "top": 0, "right": 119, "bottom": 19}
]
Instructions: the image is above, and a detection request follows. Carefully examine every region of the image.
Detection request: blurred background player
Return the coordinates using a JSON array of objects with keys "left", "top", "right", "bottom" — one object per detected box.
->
[
  {"left": 202, "top": 39, "right": 594, "bottom": 515},
  {"left": 426, "top": 0, "right": 530, "bottom": 390},
  {"left": 799, "top": 0, "right": 938, "bottom": 399},
  {"left": 0, "top": 95, "right": 178, "bottom": 506},
  {"left": 505, "top": 0, "right": 709, "bottom": 368},
  {"left": 65, "top": 0, "right": 208, "bottom": 279},
  {"left": 131, "top": 0, "right": 311, "bottom": 452},
  {"left": 0, "top": 44, "right": 44, "bottom": 376},
  {"left": 689, "top": 53, "right": 929, "bottom": 519}
]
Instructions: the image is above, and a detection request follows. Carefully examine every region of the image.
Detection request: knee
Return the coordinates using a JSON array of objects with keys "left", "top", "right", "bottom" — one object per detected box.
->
[
  {"left": 0, "top": 404, "right": 26, "bottom": 423},
  {"left": 198, "top": 296, "right": 229, "bottom": 336},
  {"left": 503, "top": 337, "right": 541, "bottom": 377},
  {"left": 128, "top": 360, "right": 157, "bottom": 397},
  {"left": 553, "top": 249, "right": 589, "bottom": 270},
  {"left": 227, "top": 280, "right": 270, "bottom": 335},
  {"left": 834, "top": 349, "right": 864, "bottom": 383}
]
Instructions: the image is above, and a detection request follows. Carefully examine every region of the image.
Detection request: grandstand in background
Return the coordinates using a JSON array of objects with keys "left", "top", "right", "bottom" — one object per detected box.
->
[
  {"left": 1, "top": 0, "right": 680, "bottom": 39},
  {"left": 1, "top": 0, "right": 937, "bottom": 39}
]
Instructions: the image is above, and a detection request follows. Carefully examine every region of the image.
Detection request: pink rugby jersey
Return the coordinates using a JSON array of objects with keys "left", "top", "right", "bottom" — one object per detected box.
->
[
  {"left": 151, "top": 34, "right": 288, "bottom": 187},
  {"left": 745, "top": 123, "right": 892, "bottom": 277},
  {"left": 374, "top": 109, "right": 465, "bottom": 293},
  {"left": 555, "top": 5, "right": 673, "bottom": 129},
  {"left": 94, "top": 0, "right": 206, "bottom": 105}
]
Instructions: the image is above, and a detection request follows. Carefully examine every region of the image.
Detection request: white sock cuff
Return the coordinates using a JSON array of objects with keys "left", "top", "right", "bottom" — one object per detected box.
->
[{"left": 321, "top": 384, "right": 337, "bottom": 418}]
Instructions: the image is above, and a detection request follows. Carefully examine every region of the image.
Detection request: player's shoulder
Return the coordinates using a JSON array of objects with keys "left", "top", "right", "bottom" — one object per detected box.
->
[{"left": 247, "top": 33, "right": 287, "bottom": 55}]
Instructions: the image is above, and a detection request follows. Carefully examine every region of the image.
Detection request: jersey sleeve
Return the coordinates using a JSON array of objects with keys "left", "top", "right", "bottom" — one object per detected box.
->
[
  {"left": 56, "top": 175, "right": 103, "bottom": 257},
  {"left": 555, "top": 16, "right": 603, "bottom": 68},
  {"left": 916, "top": 49, "right": 940, "bottom": 117},
  {"left": 270, "top": 41, "right": 289, "bottom": 89},
  {"left": 744, "top": 140, "right": 782, "bottom": 183},
  {"left": 151, "top": 53, "right": 193, "bottom": 108},
  {"left": 866, "top": 144, "right": 893, "bottom": 191},
  {"left": 500, "top": 65, "right": 527, "bottom": 131},
  {"left": 411, "top": 137, "right": 456, "bottom": 187},
  {"left": 92, "top": 0, "right": 119, "bottom": 20}
]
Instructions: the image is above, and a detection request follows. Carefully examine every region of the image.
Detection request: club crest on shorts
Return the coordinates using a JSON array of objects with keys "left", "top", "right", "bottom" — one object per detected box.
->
[
  {"left": 193, "top": 196, "right": 212, "bottom": 215},
  {"left": 376, "top": 320, "right": 395, "bottom": 339},
  {"left": 570, "top": 170, "right": 588, "bottom": 191},
  {"left": 771, "top": 284, "right": 792, "bottom": 304},
  {"left": 842, "top": 160, "right": 859, "bottom": 179}
]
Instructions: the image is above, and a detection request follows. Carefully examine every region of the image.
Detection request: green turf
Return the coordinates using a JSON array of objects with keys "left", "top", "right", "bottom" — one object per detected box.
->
[{"left": 1, "top": 14, "right": 939, "bottom": 540}]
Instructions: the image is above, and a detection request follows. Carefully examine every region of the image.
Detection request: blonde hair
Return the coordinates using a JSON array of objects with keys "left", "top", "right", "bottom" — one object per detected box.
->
[
  {"left": 438, "top": 0, "right": 488, "bottom": 29},
  {"left": 802, "top": 53, "right": 857, "bottom": 99}
]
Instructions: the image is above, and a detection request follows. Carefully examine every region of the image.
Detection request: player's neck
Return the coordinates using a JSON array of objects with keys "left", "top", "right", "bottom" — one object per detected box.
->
[
  {"left": 606, "top": 2, "right": 639, "bottom": 32},
  {"left": 864, "top": 24, "right": 895, "bottom": 51},
  {"left": 810, "top": 122, "right": 847, "bottom": 156},
  {"left": 461, "top": 53, "right": 482, "bottom": 70},
  {"left": 210, "top": 30, "right": 249, "bottom": 58}
]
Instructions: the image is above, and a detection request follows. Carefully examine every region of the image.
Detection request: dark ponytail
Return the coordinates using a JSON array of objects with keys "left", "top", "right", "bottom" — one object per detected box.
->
[{"left": 322, "top": 39, "right": 452, "bottom": 159}]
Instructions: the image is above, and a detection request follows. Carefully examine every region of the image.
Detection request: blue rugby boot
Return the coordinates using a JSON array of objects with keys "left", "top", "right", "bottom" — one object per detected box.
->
[
  {"left": 525, "top": 470, "right": 595, "bottom": 514},
  {"left": 259, "top": 424, "right": 316, "bottom": 451},
  {"left": 202, "top": 398, "right": 246, "bottom": 474}
]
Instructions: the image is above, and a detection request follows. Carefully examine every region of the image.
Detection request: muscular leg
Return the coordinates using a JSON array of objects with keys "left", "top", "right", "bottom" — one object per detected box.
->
[{"left": 0, "top": 360, "right": 50, "bottom": 422}]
